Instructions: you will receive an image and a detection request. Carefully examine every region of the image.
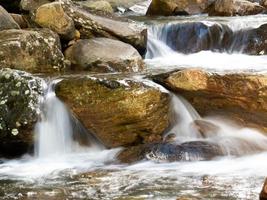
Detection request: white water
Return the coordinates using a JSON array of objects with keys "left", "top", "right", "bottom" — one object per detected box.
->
[{"left": 145, "top": 19, "right": 267, "bottom": 72}]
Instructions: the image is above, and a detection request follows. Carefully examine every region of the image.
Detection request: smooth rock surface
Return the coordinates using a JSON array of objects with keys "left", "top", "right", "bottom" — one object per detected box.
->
[
  {"left": 0, "top": 6, "right": 20, "bottom": 31},
  {"left": 65, "top": 38, "right": 144, "bottom": 72},
  {"left": 153, "top": 69, "right": 267, "bottom": 131}
]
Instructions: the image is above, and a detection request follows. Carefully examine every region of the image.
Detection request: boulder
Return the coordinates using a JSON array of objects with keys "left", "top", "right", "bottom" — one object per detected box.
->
[
  {"left": 260, "top": 178, "right": 267, "bottom": 200},
  {"left": 11, "top": 14, "right": 29, "bottom": 29},
  {"left": 0, "top": 6, "right": 20, "bottom": 31},
  {"left": 0, "top": 68, "right": 43, "bottom": 157},
  {"left": 190, "top": 119, "right": 220, "bottom": 138},
  {"left": 0, "top": 29, "right": 65, "bottom": 73},
  {"left": 34, "top": 2, "right": 77, "bottom": 40},
  {"left": 146, "top": 0, "right": 211, "bottom": 16},
  {"left": 117, "top": 141, "right": 225, "bottom": 163},
  {"left": 61, "top": 0, "right": 147, "bottom": 55},
  {"left": 153, "top": 69, "right": 267, "bottom": 131},
  {"left": 260, "top": 0, "right": 267, "bottom": 8},
  {"left": 20, "top": 0, "right": 53, "bottom": 11},
  {"left": 64, "top": 38, "right": 144, "bottom": 72},
  {"left": 55, "top": 76, "right": 170, "bottom": 148},
  {"left": 80, "top": 0, "right": 113, "bottom": 13},
  {"left": 206, "top": 0, "right": 264, "bottom": 16}
]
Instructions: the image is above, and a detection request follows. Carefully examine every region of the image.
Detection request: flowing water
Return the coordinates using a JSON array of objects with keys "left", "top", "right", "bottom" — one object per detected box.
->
[{"left": 2, "top": 14, "right": 267, "bottom": 200}]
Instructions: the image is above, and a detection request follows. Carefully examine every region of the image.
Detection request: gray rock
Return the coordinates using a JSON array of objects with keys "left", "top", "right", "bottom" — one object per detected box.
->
[
  {"left": 0, "top": 6, "right": 20, "bottom": 31},
  {"left": 65, "top": 38, "right": 144, "bottom": 72}
]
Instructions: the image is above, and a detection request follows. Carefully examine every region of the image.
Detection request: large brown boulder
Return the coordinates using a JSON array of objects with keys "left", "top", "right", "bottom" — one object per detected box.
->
[
  {"left": 0, "top": 68, "right": 44, "bottom": 157},
  {"left": 33, "top": 2, "right": 77, "bottom": 40},
  {"left": 0, "top": 6, "right": 20, "bottom": 31},
  {"left": 64, "top": 38, "right": 144, "bottom": 73},
  {"left": 0, "top": 29, "right": 65, "bottom": 74},
  {"left": 206, "top": 0, "right": 264, "bottom": 16},
  {"left": 153, "top": 69, "right": 267, "bottom": 131},
  {"left": 61, "top": 0, "right": 147, "bottom": 55},
  {"left": 55, "top": 76, "right": 170, "bottom": 148},
  {"left": 146, "top": 0, "right": 211, "bottom": 16}
]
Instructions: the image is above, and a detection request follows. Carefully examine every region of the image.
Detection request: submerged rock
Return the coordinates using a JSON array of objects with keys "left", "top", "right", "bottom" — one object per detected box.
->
[
  {"left": 61, "top": 0, "right": 147, "bottom": 55},
  {"left": 0, "top": 68, "right": 43, "bottom": 157},
  {"left": 0, "top": 29, "right": 65, "bottom": 73},
  {"left": 65, "top": 38, "right": 144, "bottom": 72},
  {"left": 146, "top": 0, "right": 211, "bottom": 16},
  {"left": 117, "top": 141, "right": 225, "bottom": 163},
  {"left": 34, "top": 2, "right": 77, "bottom": 40},
  {"left": 55, "top": 76, "right": 170, "bottom": 148},
  {"left": 206, "top": 0, "right": 264, "bottom": 16},
  {"left": 153, "top": 69, "right": 267, "bottom": 131},
  {"left": 0, "top": 6, "right": 20, "bottom": 31}
]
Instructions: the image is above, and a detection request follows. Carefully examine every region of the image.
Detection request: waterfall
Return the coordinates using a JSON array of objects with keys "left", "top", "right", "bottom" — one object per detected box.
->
[{"left": 34, "top": 81, "right": 103, "bottom": 159}]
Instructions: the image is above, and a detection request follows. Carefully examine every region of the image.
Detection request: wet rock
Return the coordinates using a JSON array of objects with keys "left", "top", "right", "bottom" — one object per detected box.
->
[
  {"left": 34, "top": 2, "right": 77, "bottom": 40},
  {"left": 146, "top": 0, "right": 211, "bottom": 16},
  {"left": 80, "top": 0, "right": 113, "bottom": 13},
  {"left": 260, "top": 178, "right": 267, "bottom": 200},
  {"left": 0, "top": 68, "right": 43, "bottom": 157},
  {"left": 11, "top": 14, "right": 29, "bottom": 29},
  {"left": 206, "top": 0, "right": 264, "bottom": 16},
  {"left": 0, "top": 29, "right": 65, "bottom": 73},
  {"left": 62, "top": 0, "right": 147, "bottom": 55},
  {"left": 191, "top": 120, "right": 220, "bottom": 138},
  {"left": 260, "top": 0, "right": 267, "bottom": 8},
  {"left": 64, "top": 38, "right": 144, "bottom": 72},
  {"left": 55, "top": 76, "right": 170, "bottom": 148},
  {"left": 20, "top": 0, "right": 52, "bottom": 11},
  {"left": 153, "top": 69, "right": 267, "bottom": 131},
  {"left": 148, "top": 22, "right": 267, "bottom": 55},
  {"left": 117, "top": 141, "right": 224, "bottom": 163},
  {"left": 0, "top": 6, "right": 20, "bottom": 31}
]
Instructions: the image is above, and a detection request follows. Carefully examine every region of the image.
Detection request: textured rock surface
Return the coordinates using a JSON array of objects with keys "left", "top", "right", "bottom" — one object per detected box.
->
[
  {"left": 34, "top": 2, "right": 76, "bottom": 40},
  {"left": 153, "top": 69, "right": 267, "bottom": 131},
  {"left": 62, "top": 0, "right": 147, "bottom": 55},
  {"left": 80, "top": 0, "right": 113, "bottom": 13},
  {"left": 206, "top": 0, "right": 264, "bottom": 16},
  {"left": 0, "top": 29, "right": 65, "bottom": 73},
  {"left": 65, "top": 38, "right": 144, "bottom": 72},
  {"left": 0, "top": 68, "right": 43, "bottom": 157},
  {"left": 20, "top": 0, "right": 52, "bottom": 11},
  {"left": 0, "top": 6, "right": 20, "bottom": 31},
  {"left": 146, "top": 0, "right": 211, "bottom": 16},
  {"left": 55, "top": 76, "right": 170, "bottom": 148}
]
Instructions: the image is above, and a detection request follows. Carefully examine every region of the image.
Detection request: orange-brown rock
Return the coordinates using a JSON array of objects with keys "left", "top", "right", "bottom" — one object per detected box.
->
[
  {"left": 153, "top": 69, "right": 267, "bottom": 130},
  {"left": 260, "top": 178, "right": 267, "bottom": 200},
  {"left": 55, "top": 76, "right": 170, "bottom": 148}
]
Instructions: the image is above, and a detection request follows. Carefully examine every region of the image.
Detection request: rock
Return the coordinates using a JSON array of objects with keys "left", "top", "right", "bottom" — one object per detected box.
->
[
  {"left": 0, "top": 29, "right": 65, "bottom": 73},
  {"left": 11, "top": 14, "right": 29, "bottom": 29},
  {"left": 206, "top": 0, "right": 264, "bottom": 16},
  {"left": 64, "top": 38, "right": 144, "bottom": 72},
  {"left": 190, "top": 119, "right": 220, "bottom": 138},
  {"left": 146, "top": 0, "right": 211, "bottom": 16},
  {"left": 20, "top": 0, "right": 52, "bottom": 11},
  {"left": 103, "top": 0, "right": 146, "bottom": 10},
  {"left": 148, "top": 22, "right": 267, "bottom": 55},
  {"left": 260, "top": 0, "right": 267, "bottom": 8},
  {"left": 55, "top": 76, "right": 170, "bottom": 148},
  {"left": 0, "top": 0, "right": 21, "bottom": 13},
  {"left": 34, "top": 2, "right": 77, "bottom": 40},
  {"left": 117, "top": 141, "right": 225, "bottom": 163},
  {"left": 0, "top": 68, "right": 43, "bottom": 157},
  {"left": 62, "top": 0, "right": 147, "bottom": 55},
  {"left": 0, "top": 6, "right": 20, "bottom": 31},
  {"left": 260, "top": 178, "right": 267, "bottom": 200},
  {"left": 153, "top": 69, "right": 267, "bottom": 131},
  {"left": 80, "top": 0, "right": 113, "bottom": 13}
]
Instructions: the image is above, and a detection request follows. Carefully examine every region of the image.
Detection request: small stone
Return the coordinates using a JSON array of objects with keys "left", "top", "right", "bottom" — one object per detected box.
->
[
  {"left": 11, "top": 129, "right": 19, "bottom": 136},
  {"left": 15, "top": 82, "right": 21, "bottom": 87}
]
